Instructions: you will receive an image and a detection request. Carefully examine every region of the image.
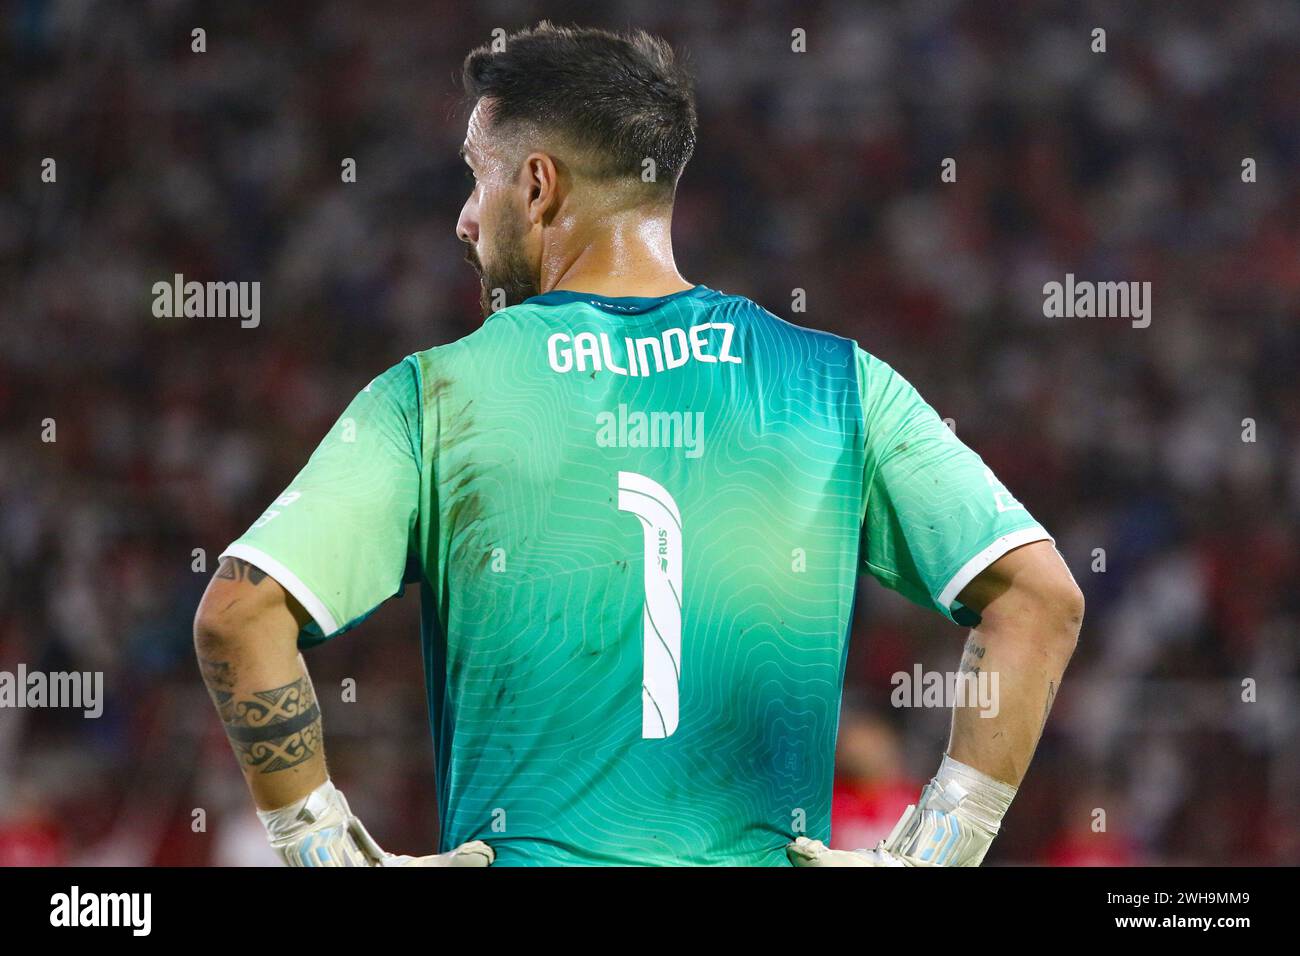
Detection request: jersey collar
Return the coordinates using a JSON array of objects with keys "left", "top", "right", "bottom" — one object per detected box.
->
[{"left": 522, "top": 284, "right": 711, "bottom": 314}]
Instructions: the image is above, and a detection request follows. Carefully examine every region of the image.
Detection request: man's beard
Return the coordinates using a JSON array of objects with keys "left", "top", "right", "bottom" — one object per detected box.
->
[{"left": 464, "top": 219, "right": 539, "bottom": 319}]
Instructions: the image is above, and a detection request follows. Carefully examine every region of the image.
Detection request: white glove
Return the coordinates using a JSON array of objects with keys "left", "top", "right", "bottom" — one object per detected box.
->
[
  {"left": 257, "top": 779, "right": 494, "bottom": 868},
  {"left": 787, "top": 755, "right": 1017, "bottom": 868},
  {"left": 786, "top": 836, "right": 907, "bottom": 867}
]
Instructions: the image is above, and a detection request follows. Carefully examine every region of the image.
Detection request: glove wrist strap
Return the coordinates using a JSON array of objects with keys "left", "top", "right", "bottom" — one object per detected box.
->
[
  {"left": 879, "top": 755, "right": 1018, "bottom": 866},
  {"left": 933, "top": 753, "right": 1017, "bottom": 831},
  {"left": 257, "top": 778, "right": 340, "bottom": 841}
]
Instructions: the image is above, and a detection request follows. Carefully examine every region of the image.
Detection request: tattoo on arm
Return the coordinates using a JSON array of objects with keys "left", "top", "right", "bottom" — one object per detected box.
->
[
  {"left": 1039, "top": 680, "right": 1058, "bottom": 736},
  {"left": 199, "top": 659, "right": 322, "bottom": 773},
  {"left": 216, "top": 557, "right": 268, "bottom": 586},
  {"left": 958, "top": 638, "right": 986, "bottom": 676},
  {"left": 199, "top": 657, "right": 235, "bottom": 695}
]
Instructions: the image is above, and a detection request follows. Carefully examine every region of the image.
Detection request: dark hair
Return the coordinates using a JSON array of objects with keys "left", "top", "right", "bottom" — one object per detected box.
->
[{"left": 462, "top": 22, "right": 697, "bottom": 192}]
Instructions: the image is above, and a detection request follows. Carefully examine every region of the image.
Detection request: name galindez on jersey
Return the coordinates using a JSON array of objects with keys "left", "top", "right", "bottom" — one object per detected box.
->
[{"left": 547, "top": 323, "right": 742, "bottom": 376}]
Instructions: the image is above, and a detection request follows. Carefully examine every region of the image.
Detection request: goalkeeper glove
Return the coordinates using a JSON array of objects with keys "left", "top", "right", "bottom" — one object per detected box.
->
[
  {"left": 786, "top": 754, "right": 1017, "bottom": 867},
  {"left": 257, "top": 779, "right": 494, "bottom": 867}
]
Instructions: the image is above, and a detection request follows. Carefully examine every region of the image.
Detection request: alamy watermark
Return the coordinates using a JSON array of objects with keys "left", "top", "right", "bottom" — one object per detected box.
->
[
  {"left": 596, "top": 404, "right": 704, "bottom": 458},
  {"left": 152, "top": 273, "right": 260, "bottom": 328},
  {"left": 891, "top": 665, "right": 1000, "bottom": 718},
  {"left": 0, "top": 665, "right": 103, "bottom": 718},
  {"left": 50, "top": 886, "right": 150, "bottom": 936},
  {"left": 1042, "top": 273, "right": 1150, "bottom": 328}
]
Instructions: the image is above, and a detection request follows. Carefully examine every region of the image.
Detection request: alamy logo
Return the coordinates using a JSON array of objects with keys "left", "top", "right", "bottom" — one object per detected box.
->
[
  {"left": 1042, "top": 273, "right": 1151, "bottom": 328},
  {"left": 891, "top": 665, "right": 1000, "bottom": 717},
  {"left": 596, "top": 404, "right": 705, "bottom": 458},
  {"left": 0, "top": 665, "right": 102, "bottom": 718},
  {"left": 50, "top": 886, "right": 151, "bottom": 936},
  {"left": 152, "top": 273, "right": 260, "bottom": 328}
]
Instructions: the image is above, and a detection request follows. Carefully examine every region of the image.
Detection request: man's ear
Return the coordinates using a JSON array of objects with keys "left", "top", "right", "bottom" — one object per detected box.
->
[{"left": 521, "top": 152, "right": 563, "bottom": 225}]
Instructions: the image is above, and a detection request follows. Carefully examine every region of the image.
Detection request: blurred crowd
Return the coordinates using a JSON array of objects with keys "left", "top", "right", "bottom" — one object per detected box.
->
[{"left": 1, "top": 0, "right": 1297, "bottom": 865}]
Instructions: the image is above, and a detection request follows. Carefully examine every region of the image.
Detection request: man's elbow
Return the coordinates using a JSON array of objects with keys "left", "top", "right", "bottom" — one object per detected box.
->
[
  {"left": 1031, "top": 567, "right": 1085, "bottom": 650},
  {"left": 193, "top": 578, "right": 271, "bottom": 656},
  {"left": 193, "top": 595, "right": 240, "bottom": 658},
  {"left": 1051, "top": 578, "right": 1084, "bottom": 638},
  {"left": 989, "top": 545, "right": 1085, "bottom": 647},
  {"left": 193, "top": 567, "right": 304, "bottom": 664}
]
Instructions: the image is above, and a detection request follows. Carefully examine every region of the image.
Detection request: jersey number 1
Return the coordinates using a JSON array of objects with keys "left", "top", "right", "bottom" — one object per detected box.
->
[{"left": 617, "top": 471, "right": 682, "bottom": 739}]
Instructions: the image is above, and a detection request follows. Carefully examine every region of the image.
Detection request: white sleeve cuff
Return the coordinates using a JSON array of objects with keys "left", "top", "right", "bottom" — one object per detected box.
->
[
  {"left": 937, "top": 527, "right": 1054, "bottom": 610},
  {"left": 218, "top": 542, "right": 340, "bottom": 636}
]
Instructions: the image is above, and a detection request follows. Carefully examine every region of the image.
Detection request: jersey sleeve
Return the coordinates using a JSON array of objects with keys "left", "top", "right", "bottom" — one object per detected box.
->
[
  {"left": 855, "top": 345, "right": 1052, "bottom": 626},
  {"left": 219, "top": 357, "right": 423, "bottom": 647}
]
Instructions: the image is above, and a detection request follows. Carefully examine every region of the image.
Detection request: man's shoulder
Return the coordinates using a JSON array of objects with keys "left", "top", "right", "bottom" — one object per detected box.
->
[
  {"left": 705, "top": 290, "right": 859, "bottom": 354},
  {"left": 404, "top": 323, "right": 497, "bottom": 377}
]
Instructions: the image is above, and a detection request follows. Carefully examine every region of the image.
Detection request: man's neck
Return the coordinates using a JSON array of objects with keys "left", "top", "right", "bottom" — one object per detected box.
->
[{"left": 543, "top": 210, "right": 693, "bottom": 299}]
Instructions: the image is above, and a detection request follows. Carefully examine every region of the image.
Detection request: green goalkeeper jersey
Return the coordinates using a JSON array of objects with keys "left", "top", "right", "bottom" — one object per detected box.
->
[{"left": 221, "top": 284, "right": 1051, "bottom": 866}]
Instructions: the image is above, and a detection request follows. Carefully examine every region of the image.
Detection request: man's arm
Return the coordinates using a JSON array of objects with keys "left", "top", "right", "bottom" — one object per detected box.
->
[
  {"left": 870, "top": 540, "right": 1082, "bottom": 865},
  {"left": 193, "top": 555, "right": 493, "bottom": 867},
  {"left": 949, "top": 539, "right": 1083, "bottom": 786},
  {"left": 789, "top": 540, "right": 1082, "bottom": 867},
  {"left": 193, "top": 556, "right": 325, "bottom": 811}
]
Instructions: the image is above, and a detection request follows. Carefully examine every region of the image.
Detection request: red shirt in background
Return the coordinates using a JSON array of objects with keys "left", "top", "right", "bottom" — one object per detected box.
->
[{"left": 831, "top": 777, "right": 920, "bottom": 850}]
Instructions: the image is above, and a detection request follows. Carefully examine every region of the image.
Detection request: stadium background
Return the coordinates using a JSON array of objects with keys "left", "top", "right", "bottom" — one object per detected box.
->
[{"left": 1, "top": 0, "right": 1297, "bottom": 865}]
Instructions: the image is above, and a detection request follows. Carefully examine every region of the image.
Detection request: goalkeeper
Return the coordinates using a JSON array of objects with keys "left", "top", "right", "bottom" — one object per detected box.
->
[{"left": 191, "top": 23, "right": 1083, "bottom": 867}]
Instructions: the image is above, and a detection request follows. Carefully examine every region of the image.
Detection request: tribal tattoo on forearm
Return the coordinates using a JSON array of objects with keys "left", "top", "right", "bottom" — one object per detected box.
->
[{"left": 199, "top": 658, "right": 322, "bottom": 773}]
